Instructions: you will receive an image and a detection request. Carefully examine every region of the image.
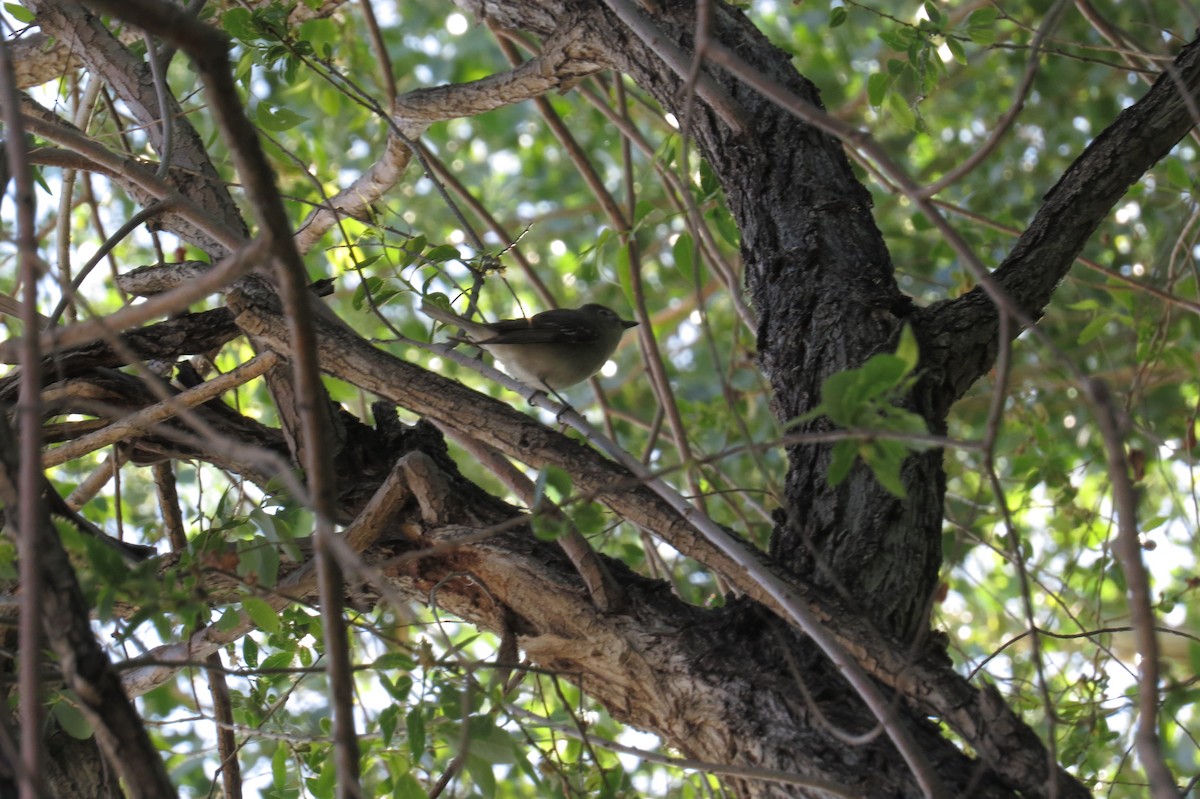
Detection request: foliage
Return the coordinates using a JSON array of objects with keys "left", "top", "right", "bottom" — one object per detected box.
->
[
  {"left": 795, "top": 324, "right": 928, "bottom": 497},
  {"left": 1, "top": 0, "right": 1198, "bottom": 796}
]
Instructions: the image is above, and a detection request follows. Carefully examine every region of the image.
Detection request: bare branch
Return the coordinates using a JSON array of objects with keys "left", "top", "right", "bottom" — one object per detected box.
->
[
  {"left": 1087, "top": 379, "right": 1182, "bottom": 799},
  {"left": 0, "top": 29, "right": 48, "bottom": 799},
  {"left": 42, "top": 351, "right": 278, "bottom": 467},
  {"left": 294, "top": 31, "right": 608, "bottom": 253}
]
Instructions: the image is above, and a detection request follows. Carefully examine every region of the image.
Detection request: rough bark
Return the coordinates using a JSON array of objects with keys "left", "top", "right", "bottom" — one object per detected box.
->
[
  {"left": 42, "top": 720, "right": 124, "bottom": 797},
  {"left": 466, "top": 0, "right": 939, "bottom": 654}
]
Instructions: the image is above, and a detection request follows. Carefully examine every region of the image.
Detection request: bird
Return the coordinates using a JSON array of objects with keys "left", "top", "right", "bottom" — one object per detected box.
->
[{"left": 420, "top": 300, "right": 637, "bottom": 391}]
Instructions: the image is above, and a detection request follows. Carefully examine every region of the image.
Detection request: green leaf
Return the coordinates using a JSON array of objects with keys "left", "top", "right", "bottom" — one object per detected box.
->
[
  {"left": 215, "top": 607, "right": 241, "bottom": 632},
  {"left": 237, "top": 537, "right": 280, "bottom": 586},
  {"left": 405, "top": 234, "right": 428, "bottom": 261},
  {"left": 1189, "top": 641, "right": 1200, "bottom": 681},
  {"left": 709, "top": 208, "right": 741, "bottom": 248},
  {"left": 858, "top": 354, "right": 909, "bottom": 396},
  {"left": 255, "top": 103, "right": 307, "bottom": 132},
  {"left": 582, "top": 227, "right": 611, "bottom": 260},
  {"left": 1076, "top": 315, "right": 1108, "bottom": 345},
  {"left": 243, "top": 596, "right": 282, "bottom": 633},
  {"left": 31, "top": 165, "right": 50, "bottom": 196},
  {"left": 272, "top": 741, "right": 289, "bottom": 788},
  {"left": 885, "top": 407, "right": 931, "bottom": 438},
  {"left": 0, "top": 540, "right": 15, "bottom": 580},
  {"left": 1165, "top": 157, "right": 1191, "bottom": 188},
  {"left": 351, "top": 253, "right": 383, "bottom": 273},
  {"left": 672, "top": 232, "right": 695, "bottom": 280},
  {"left": 459, "top": 715, "right": 516, "bottom": 763},
  {"left": 798, "top": 326, "right": 928, "bottom": 492},
  {"left": 867, "top": 72, "right": 892, "bottom": 107},
  {"left": 922, "top": 1, "right": 943, "bottom": 28},
  {"left": 966, "top": 8, "right": 998, "bottom": 27},
  {"left": 51, "top": 696, "right": 94, "bottom": 739},
  {"left": 829, "top": 5, "right": 847, "bottom": 28},
  {"left": 379, "top": 705, "right": 399, "bottom": 747},
  {"left": 879, "top": 28, "right": 913, "bottom": 51},
  {"left": 828, "top": 439, "right": 857, "bottom": 486},
  {"left": 261, "top": 651, "right": 294, "bottom": 672},
  {"left": 633, "top": 198, "right": 657, "bottom": 225},
  {"left": 615, "top": 244, "right": 633, "bottom": 304},
  {"left": 422, "top": 291, "right": 452, "bottom": 318},
  {"left": 814, "top": 370, "right": 862, "bottom": 426},
  {"left": 243, "top": 634, "right": 259, "bottom": 667},
  {"left": 886, "top": 91, "right": 917, "bottom": 131},
  {"left": 381, "top": 672, "right": 413, "bottom": 702},
  {"left": 4, "top": 3, "right": 34, "bottom": 23},
  {"left": 966, "top": 8, "right": 998, "bottom": 46},
  {"left": 406, "top": 707, "right": 426, "bottom": 761},
  {"left": 698, "top": 159, "right": 720, "bottom": 197},
  {"left": 373, "top": 651, "right": 416, "bottom": 671},
  {"left": 967, "top": 25, "right": 997, "bottom": 46},
  {"left": 393, "top": 772, "right": 428, "bottom": 799},
  {"left": 861, "top": 440, "right": 909, "bottom": 498},
  {"left": 221, "top": 7, "right": 257, "bottom": 39},
  {"left": 533, "top": 465, "right": 573, "bottom": 508},
  {"left": 251, "top": 507, "right": 302, "bottom": 562},
  {"left": 425, "top": 243, "right": 461, "bottom": 262},
  {"left": 306, "top": 757, "right": 336, "bottom": 799},
  {"left": 573, "top": 502, "right": 607, "bottom": 536},
  {"left": 895, "top": 326, "right": 919, "bottom": 372},
  {"left": 531, "top": 514, "right": 572, "bottom": 542},
  {"left": 467, "top": 754, "right": 497, "bottom": 797},
  {"left": 944, "top": 36, "right": 967, "bottom": 65}
]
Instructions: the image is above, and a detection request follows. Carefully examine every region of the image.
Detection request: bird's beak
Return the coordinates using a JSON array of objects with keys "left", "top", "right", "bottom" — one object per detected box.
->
[{"left": 622, "top": 320, "right": 638, "bottom": 329}]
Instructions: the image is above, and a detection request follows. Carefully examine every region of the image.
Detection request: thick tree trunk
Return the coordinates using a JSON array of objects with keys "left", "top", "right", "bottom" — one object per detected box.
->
[
  {"left": 42, "top": 722, "right": 124, "bottom": 798},
  {"left": 467, "top": 0, "right": 944, "bottom": 648}
]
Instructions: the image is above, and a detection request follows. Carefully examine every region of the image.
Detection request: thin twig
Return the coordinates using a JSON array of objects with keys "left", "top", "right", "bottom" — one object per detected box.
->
[
  {"left": 17, "top": 234, "right": 264, "bottom": 358},
  {"left": 46, "top": 200, "right": 178, "bottom": 326},
  {"left": 205, "top": 650, "right": 242, "bottom": 799},
  {"left": 601, "top": 0, "right": 746, "bottom": 134},
  {"left": 358, "top": 0, "right": 396, "bottom": 108},
  {"left": 65, "top": 448, "right": 128, "bottom": 509},
  {"left": 1087, "top": 379, "right": 1181, "bottom": 799},
  {"left": 0, "top": 30, "right": 47, "bottom": 799},
  {"left": 920, "top": 0, "right": 1070, "bottom": 198}
]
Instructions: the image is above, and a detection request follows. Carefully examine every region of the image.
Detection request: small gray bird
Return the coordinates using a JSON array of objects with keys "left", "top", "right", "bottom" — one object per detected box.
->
[{"left": 420, "top": 300, "right": 637, "bottom": 391}]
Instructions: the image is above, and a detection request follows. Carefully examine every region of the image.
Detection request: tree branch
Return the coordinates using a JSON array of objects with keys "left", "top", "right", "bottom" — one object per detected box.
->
[
  {"left": 228, "top": 280, "right": 1089, "bottom": 799},
  {"left": 928, "top": 34, "right": 1200, "bottom": 400}
]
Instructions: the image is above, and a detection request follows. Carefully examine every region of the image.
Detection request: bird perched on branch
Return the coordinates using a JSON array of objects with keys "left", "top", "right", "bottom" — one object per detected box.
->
[{"left": 420, "top": 300, "right": 637, "bottom": 391}]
